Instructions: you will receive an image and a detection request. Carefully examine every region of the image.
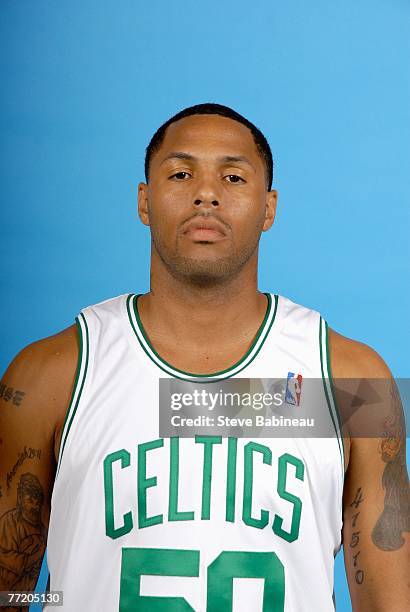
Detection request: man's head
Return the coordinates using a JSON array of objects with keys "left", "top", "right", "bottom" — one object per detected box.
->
[
  {"left": 138, "top": 103, "right": 277, "bottom": 288},
  {"left": 17, "top": 473, "right": 44, "bottom": 525},
  {"left": 144, "top": 103, "right": 274, "bottom": 192}
]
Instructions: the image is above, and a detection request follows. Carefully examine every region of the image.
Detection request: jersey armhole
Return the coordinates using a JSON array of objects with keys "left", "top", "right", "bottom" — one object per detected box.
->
[
  {"left": 55, "top": 312, "right": 90, "bottom": 477},
  {"left": 319, "top": 317, "right": 346, "bottom": 489}
]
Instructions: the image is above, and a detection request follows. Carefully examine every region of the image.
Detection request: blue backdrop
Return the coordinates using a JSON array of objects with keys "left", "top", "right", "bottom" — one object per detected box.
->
[{"left": 1, "top": 1, "right": 409, "bottom": 610}]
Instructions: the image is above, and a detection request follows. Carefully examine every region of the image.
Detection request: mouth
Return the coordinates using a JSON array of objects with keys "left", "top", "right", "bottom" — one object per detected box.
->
[
  {"left": 183, "top": 227, "right": 226, "bottom": 242},
  {"left": 182, "top": 217, "right": 228, "bottom": 243}
]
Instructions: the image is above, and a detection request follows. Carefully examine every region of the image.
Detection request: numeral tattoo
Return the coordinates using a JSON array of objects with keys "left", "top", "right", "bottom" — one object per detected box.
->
[{"left": 349, "top": 487, "right": 365, "bottom": 584}]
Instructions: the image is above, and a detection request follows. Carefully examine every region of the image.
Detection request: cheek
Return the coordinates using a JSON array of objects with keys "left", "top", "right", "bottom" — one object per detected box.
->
[
  {"left": 149, "top": 188, "right": 179, "bottom": 224},
  {"left": 233, "top": 214, "right": 265, "bottom": 248},
  {"left": 229, "top": 197, "right": 266, "bottom": 230},
  {"left": 151, "top": 180, "right": 190, "bottom": 209},
  {"left": 148, "top": 189, "right": 188, "bottom": 243}
]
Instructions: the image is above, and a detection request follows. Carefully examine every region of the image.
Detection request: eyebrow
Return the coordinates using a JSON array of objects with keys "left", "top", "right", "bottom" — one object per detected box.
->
[{"left": 160, "top": 151, "right": 255, "bottom": 170}]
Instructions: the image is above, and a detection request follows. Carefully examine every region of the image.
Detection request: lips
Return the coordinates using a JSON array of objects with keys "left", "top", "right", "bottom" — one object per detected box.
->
[{"left": 182, "top": 217, "right": 227, "bottom": 241}]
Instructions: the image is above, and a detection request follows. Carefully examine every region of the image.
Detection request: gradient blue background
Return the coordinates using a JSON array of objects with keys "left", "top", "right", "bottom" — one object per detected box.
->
[{"left": 1, "top": 1, "right": 409, "bottom": 610}]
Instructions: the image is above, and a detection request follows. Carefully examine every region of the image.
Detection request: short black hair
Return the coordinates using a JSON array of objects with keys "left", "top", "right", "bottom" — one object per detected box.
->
[{"left": 144, "top": 103, "right": 273, "bottom": 191}]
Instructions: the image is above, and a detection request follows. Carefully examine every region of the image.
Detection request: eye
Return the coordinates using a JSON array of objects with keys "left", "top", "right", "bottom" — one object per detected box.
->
[
  {"left": 225, "top": 174, "right": 245, "bottom": 183},
  {"left": 169, "top": 171, "right": 191, "bottom": 180}
]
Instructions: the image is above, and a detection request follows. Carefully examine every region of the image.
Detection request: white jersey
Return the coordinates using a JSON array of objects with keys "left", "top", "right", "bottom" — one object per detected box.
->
[{"left": 46, "top": 292, "right": 344, "bottom": 612}]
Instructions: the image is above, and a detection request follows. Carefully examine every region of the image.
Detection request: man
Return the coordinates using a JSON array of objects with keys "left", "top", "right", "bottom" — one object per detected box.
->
[{"left": 0, "top": 103, "right": 408, "bottom": 610}]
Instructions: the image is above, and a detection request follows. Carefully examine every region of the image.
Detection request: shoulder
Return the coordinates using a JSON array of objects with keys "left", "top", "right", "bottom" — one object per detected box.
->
[
  {"left": 1, "top": 324, "right": 79, "bottom": 434},
  {"left": 0, "top": 507, "right": 17, "bottom": 525},
  {"left": 275, "top": 294, "right": 392, "bottom": 377},
  {"left": 81, "top": 293, "right": 132, "bottom": 316},
  {"left": 274, "top": 294, "right": 322, "bottom": 337},
  {"left": 4, "top": 324, "right": 79, "bottom": 383},
  {"left": 327, "top": 327, "right": 391, "bottom": 378},
  {"left": 276, "top": 294, "right": 319, "bottom": 320},
  {"left": 327, "top": 327, "right": 402, "bottom": 478}
]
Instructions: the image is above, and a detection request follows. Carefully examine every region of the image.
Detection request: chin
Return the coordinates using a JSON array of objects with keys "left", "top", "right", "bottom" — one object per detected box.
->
[{"left": 176, "top": 261, "right": 240, "bottom": 287}]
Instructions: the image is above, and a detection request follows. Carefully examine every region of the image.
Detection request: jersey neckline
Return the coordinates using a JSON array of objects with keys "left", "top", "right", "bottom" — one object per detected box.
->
[{"left": 126, "top": 292, "right": 278, "bottom": 381}]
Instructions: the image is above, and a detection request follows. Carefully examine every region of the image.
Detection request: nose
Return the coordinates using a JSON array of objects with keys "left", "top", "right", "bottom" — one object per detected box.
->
[{"left": 193, "top": 174, "right": 220, "bottom": 208}]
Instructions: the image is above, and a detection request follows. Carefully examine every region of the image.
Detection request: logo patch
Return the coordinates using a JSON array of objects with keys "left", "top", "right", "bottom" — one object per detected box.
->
[{"left": 285, "top": 372, "right": 303, "bottom": 406}]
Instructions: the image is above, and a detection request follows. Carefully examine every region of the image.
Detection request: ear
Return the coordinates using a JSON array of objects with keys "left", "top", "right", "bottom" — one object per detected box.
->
[
  {"left": 262, "top": 189, "right": 278, "bottom": 231},
  {"left": 138, "top": 182, "right": 150, "bottom": 226}
]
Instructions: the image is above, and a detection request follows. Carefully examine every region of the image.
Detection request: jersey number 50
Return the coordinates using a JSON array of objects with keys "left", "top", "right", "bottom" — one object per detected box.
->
[{"left": 119, "top": 547, "right": 285, "bottom": 611}]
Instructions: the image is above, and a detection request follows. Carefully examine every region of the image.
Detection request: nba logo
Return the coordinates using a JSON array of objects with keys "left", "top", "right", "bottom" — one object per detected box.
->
[{"left": 285, "top": 372, "right": 303, "bottom": 406}]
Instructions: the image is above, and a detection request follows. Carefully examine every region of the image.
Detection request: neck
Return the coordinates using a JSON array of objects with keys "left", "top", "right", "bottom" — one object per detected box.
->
[{"left": 137, "top": 251, "right": 267, "bottom": 352}]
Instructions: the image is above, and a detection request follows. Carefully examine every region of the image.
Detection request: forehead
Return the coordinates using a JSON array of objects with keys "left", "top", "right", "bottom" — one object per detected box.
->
[
  {"left": 155, "top": 114, "right": 262, "bottom": 166},
  {"left": 23, "top": 489, "right": 38, "bottom": 497}
]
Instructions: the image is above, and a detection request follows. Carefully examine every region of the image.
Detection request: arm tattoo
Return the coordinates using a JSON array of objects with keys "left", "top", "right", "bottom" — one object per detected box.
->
[
  {"left": 371, "top": 378, "right": 410, "bottom": 551},
  {"left": 6, "top": 448, "right": 42, "bottom": 491},
  {"left": 349, "top": 487, "right": 365, "bottom": 584},
  {"left": 0, "top": 473, "right": 46, "bottom": 590},
  {"left": 0, "top": 382, "right": 26, "bottom": 407}
]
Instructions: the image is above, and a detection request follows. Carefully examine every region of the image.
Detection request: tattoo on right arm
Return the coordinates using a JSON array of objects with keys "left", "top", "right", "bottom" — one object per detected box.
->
[
  {"left": 6, "top": 448, "right": 42, "bottom": 492},
  {"left": 0, "top": 473, "right": 46, "bottom": 591},
  {"left": 0, "top": 382, "right": 26, "bottom": 407}
]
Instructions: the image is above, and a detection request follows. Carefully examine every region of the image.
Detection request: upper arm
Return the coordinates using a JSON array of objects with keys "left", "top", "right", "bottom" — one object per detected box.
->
[
  {"left": 342, "top": 434, "right": 409, "bottom": 611},
  {"left": 0, "top": 325, "right": 78, "bottom": 592},
  {"left": 329, "top": 329, "right": 409, "bottom": 611}
]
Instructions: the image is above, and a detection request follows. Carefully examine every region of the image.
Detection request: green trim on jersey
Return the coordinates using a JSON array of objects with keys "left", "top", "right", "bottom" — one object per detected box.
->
[
  {"left": 56, "top": 312, "right": 90, "bottom": 477},
  {"left": 319, "top": 317, "right": 345, "bottom": 483},
  {"left": 324, "top": 320, "right": 344, "bottom": 447},
  {"left": 126, "top": 292, "right": 278, "bottom": 382}
]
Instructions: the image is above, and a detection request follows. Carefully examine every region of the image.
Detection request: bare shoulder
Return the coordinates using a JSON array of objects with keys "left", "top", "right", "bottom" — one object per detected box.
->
[
  {"left": 327, "top": 328, "right": 395, "bottom": 476},
  {"left": 1, "top": 324, "right": 79, "bottom": 446},
  {"left": 7, "top": 323, "right": 78, "bottom": 371},
  {"left": 328, "top": 327, "right": 391, "bottom": 378}
]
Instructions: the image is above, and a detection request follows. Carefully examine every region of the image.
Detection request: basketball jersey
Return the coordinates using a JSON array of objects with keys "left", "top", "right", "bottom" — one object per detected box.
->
[{"left": 45, "top": 292, "right": 345, "bottom": 612}]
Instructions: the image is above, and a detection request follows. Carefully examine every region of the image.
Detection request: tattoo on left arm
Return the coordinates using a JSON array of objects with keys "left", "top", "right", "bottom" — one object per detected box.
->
[
  {"left": 349, "top": 487, "right": 365, "bottom": 585},
  {"left": 371, "top": 379, "right": 410, "bottom": 551}
]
